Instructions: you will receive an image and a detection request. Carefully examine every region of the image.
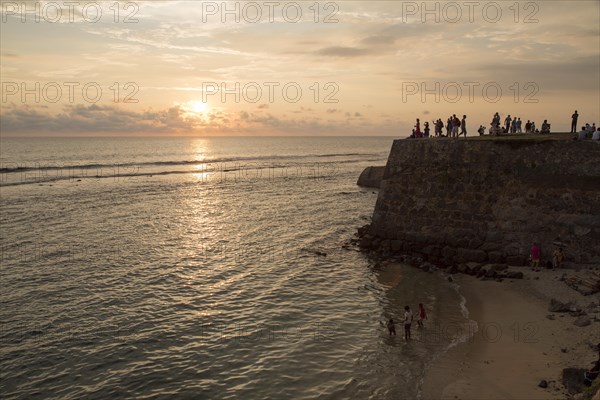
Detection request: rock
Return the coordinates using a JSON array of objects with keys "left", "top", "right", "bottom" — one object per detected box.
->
[
  {"left": 485, "top": 269, "right": 497, "bottom": 279},
  {"left": 538, "top": 380, "right": 548, "bottom": 388},
  {"left": 546, "top": 314, "right": 555, "bottom": 320},
  {"left": 470, "top": 264, "right": 482, "bottom": 275},
  {"left": 456, "top": 248, "right": 488, "bottom": 263},
  {"left": 562, "top": 368, "right": 587, "bottom": 394},
  {"left": 359, "top": 235, "right": 373, "bottom": 249},
  {"left": 442, "top": 246, "right": 456, "bottom": 259},
  {"left": 476, "top": 268, "right": 487, "bottom": 278},
  {"left": 573, "top": 316, "right": 591, "bottom": 327},
  {"left": 391, "top": 240, "right": 402, "bottom": 253},
  {"left": 487, "top": 250, "right": 504, "bottom": 262},
  {"left": 419, "top": 262, "right": 436, "bottom": 272},
  {"left": 457, "top": 264, "right": 469, "bottom": 274},
  {"left": 549, "top": 299, "right": 579, "bottom": 313},
  {"left": 488, "top": 264, "right": 508, "bottom": 271},
  {"left": 506, "top": 255, "right": 527, "bottom": 266},
  {"left": 448, "top": 276, "right": 454, "bottom": 282},
  {"left": 506, "top": 271, "right": 524, "bottom": 279},
  {"left": 356, "top": 166, "right": 385, "bottom": 188},
  {"left": 559, "top": 273, "right": 567, "bottom": 281},
  {"left": 561, "top": 348, "right": 568, "bottom": 353}
]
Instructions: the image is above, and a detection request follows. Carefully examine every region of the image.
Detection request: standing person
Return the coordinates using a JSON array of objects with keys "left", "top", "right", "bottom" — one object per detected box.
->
[
  {"left": 505, "top": 114, "right": 512, "bottom": 133},
  {"left": 531, "top": 242, "right": 541, "bottom": 272},
  {"left": 424, "top": 122, "right": 430, "bottom": 138},
  {"left": 446, "top": 117, "right": 452, "bottom": 136},
  {"left": 552, "top": 248, "right": 564, "bottom": 270},
  {"left": 417, "top": 303, "right": 427, "bottom": 327},
  {"left": 511, "top": 118, "right": 518, "bottom": 133},
  {"left": 571, "top": 110, "right": 579, "bottom": 133},
  {"left": 461, "top": 115, "right": 467, "bottom": 137},
  {"left": 415, "top": 118, "right": 421, "bottom": 138},
  {"left": 517, "top": 118, "right": 522, "bottom": 133},
  {"left": 452, "top": 114, "right": 460, "bottom": 138},
  {"left": 403, "top": 305, "right": 413, "bottom": 341},
  {"left": 387, "top": 318, "right": 396, "bottom": 336}
]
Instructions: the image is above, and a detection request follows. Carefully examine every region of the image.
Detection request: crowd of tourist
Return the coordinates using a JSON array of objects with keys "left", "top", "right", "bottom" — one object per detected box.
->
[{"left": 408, "top": 110, "right": 599, "bottom": 141}]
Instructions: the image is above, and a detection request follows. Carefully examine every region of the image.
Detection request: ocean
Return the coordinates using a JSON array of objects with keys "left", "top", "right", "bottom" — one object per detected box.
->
[{"left": 0, "top": 137, "right": 473, "bottom": 399}]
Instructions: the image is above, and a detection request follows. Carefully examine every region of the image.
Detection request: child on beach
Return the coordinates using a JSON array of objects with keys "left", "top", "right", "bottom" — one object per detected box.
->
[
  {"left": 387, "top": 318, "right": 396, "bottom": 336},
  {"left": 552, "top": 248, "right": 564, "bottom": 269},
  {"left": 417, "top": 303, "right": 427, "bottom": 327},
  {"left": 531, "top": 242, "right": 541, "bottom": 272},
  {"left": 403, "top": 306, "right": 413, "bottom": 341}
]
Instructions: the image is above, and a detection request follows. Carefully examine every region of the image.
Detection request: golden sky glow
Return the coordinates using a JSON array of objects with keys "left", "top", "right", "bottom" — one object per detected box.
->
[{"left": 1, "top": 0, "right": 599, "bottom": 136}]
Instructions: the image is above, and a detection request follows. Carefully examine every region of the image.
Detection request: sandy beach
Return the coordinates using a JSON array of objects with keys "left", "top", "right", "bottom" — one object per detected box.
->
[{"left": 421, "top": 267, "right": 600, "bottom": 400}]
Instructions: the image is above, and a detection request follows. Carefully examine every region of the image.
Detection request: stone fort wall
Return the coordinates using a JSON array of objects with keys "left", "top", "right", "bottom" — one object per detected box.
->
[{"left": 366, "top": 138, "right": 600, "bottom": 266}]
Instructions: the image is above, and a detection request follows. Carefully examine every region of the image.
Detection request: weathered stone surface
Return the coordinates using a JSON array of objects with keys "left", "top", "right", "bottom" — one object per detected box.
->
[
  {"left": 549, "top": 299, "right": 579, "bottom": 313},
  {"left": 488, "top": 251, "right": 504, "bottom": 263},
  {"left": 357, "top": 166, "right": 385, "bottom": 188},
  {"left": 456, "top": 248, "right": 488, "bottom": 263},
  {"left": 506, "top": 255, "right": 527, "bottom": 266},
  {"left": 368, "top": 139, "right": 600, "bottom": 265},
  {"left": 562, "top": 368, "right": 587, "bottom": 394},
  {"left": 506, "top": 271, "right": 524, "bottom": 279},
  {"left": 573, "top": 316, "right": 591, "bottom": 327},
  {"left": 391, "top": 240, "right": 402, "bottom": 253}
]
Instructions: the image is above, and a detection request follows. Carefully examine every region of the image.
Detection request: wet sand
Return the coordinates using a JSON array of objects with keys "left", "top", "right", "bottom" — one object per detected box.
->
[{"left": 421, "top": 269, "right": 600, "bottom": 400}]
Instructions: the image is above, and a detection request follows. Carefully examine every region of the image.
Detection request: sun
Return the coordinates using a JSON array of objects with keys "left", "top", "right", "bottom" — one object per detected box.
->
[
  {"left": 190, "top": 100, "right": 207, "bottom": 113},
  {"left": 181, "top": 100, "right": 209, "bottom": 116}
]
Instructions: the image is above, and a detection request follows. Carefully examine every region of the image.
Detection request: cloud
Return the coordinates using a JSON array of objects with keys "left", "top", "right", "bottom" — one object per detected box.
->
[
  {"left": 316, "top": 46, "right": 373, "bottom": 58},
  {"left": 0, "top": 103, "right": 402, "bottom": 136}
]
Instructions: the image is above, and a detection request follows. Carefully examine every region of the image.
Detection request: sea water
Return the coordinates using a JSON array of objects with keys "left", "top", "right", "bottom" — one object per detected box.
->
[{"left": 0, "top": 137, "right": 472, "bottom": 399}]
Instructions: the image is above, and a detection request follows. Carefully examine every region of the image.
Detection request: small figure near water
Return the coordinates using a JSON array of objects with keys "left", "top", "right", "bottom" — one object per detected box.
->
[
  {"left": 552, "top": 248, "right": 564, "bottom": 270},
  {"left": 387, "top": 318, "right": 397, "bottom": 336},
  {"left": 531, "top": 242, "right": 541, "bottom": 272},
  {"left": 417, "top": 303, "right": 427, "bottom": 328},
  {"left": 404, "top": 305, "right": 413, "bottom": 341}
]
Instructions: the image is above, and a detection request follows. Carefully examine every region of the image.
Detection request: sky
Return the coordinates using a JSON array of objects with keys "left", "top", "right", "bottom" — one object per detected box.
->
[{"left": 1, "top": 0, "right": 599, "bottom": 136}]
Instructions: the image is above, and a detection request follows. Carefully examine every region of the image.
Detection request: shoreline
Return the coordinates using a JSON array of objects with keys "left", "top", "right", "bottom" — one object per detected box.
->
[{"left": 420, "top": 269, "right": 600, "bottom": 400}]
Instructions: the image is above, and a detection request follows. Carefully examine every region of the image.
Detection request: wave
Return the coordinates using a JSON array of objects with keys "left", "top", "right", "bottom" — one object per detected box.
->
[{"left": 0, "top": 152, "right": 382, "bottom": 174}]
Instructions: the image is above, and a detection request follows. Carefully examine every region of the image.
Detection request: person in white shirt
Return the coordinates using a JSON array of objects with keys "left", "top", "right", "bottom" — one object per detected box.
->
[
  {"left": 593, "top": 129, "right": 600, "bottom": 141},
  {"left": 403, "top": 305, "right": 413, "bottom": 341},
  {"left": 578, "top": 127, "right": 588, "bottom": 141}
]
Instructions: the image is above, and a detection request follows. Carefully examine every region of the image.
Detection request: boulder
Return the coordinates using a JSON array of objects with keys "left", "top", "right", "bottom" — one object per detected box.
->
[
  {"left": 573, "top": 316, "right": 591, "bottom": 327},
  {"left": 562, "top": 368, "right": 587, "bottom": 395},
  {"left": 506, "top": 255, "right": 527, "bottom": 266},
  {"left": 506, "top": 271, "right": 524, "bottom": 279},
  {"left": 549, "top": 299, "right": 578, "bottom": 313},
  {"left": 357, "top": 166, "right": 385, "bottom": 188},
  {"left": 456, "top": 248, "right": 487, "bottom": 263},
  {"left": 484, "top": 269, "right": 497, "bottom": 279},
  {"left": 488, "top": 251, "right": 504, "bottom": 263},
  {"left": 538, "top": 380, "right": 548, "bottom": 388}
]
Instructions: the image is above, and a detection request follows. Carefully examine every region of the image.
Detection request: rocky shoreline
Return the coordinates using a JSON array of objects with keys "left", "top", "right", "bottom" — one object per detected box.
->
[{"left": 352, "top": 223, "right": 600, "bottom": 399}]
